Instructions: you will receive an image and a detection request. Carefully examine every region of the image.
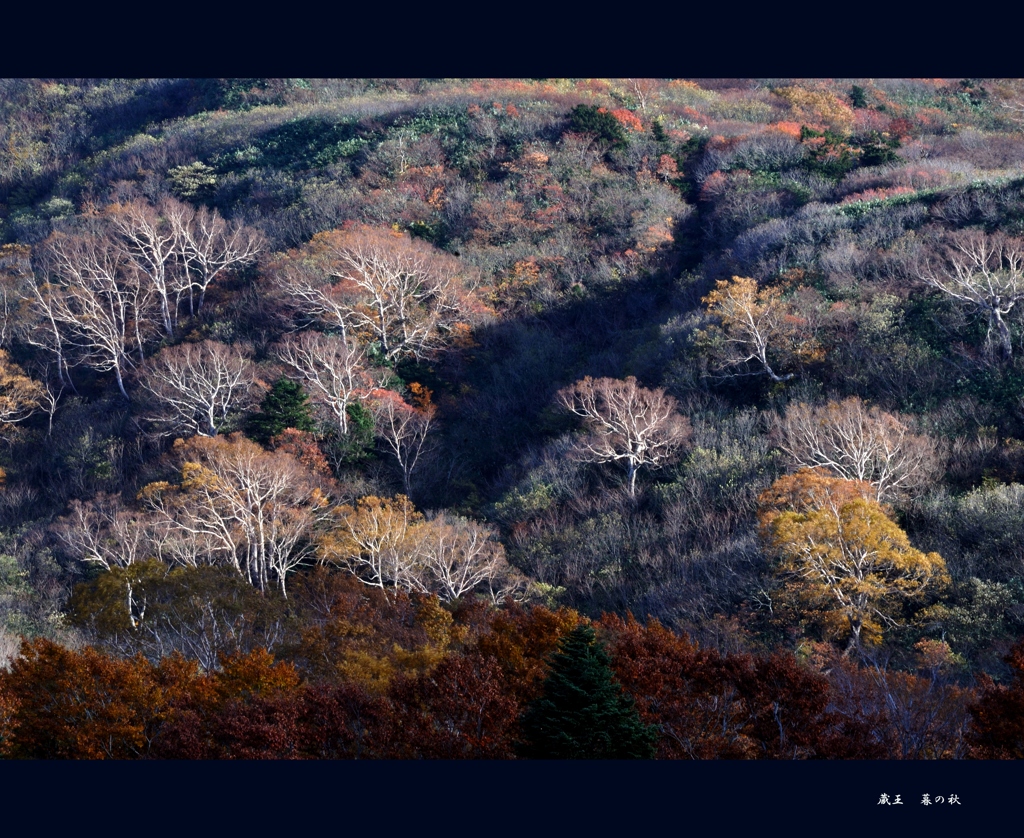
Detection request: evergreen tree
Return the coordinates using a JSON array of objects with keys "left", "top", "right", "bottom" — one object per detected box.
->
[
  {"left": 247, "top": 378, "right": 314, "bottom": 444},
  {"left": 517, "top": 624, "right": 656, "bottom": 759},
  {"left": 567, "top": 104, "right": 627, "bottom": 148}
]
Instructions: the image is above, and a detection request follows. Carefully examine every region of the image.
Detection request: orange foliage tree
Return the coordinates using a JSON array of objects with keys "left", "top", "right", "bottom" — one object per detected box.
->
[
  {"left": 969, "top": 641, "right": 1024, "bottom": 758},
  {"left": 0, "top": 349, "right": 44, "bottom": 437},
  {"left": 599, "top": 614, "right": 884, "bottom": 759},
  {"left": 151, "top": 648, "right": 303, "bottom": 759},
  {"left": 0, "top": 638, "right": 202, "bottom": 759},
  {"left": 773, "top": 86, "right": 855, "bottom": 133}
]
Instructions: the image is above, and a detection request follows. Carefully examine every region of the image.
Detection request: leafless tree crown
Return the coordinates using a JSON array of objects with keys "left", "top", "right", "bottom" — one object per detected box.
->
[
  {"left": 557, "top": 375, "right": 690, "bottom": 497},
  {"left": 138, "top": 340, "right": 259, "bottom": 438},
  {"left": 916, "top": 230, "right": 1024, "bottom": 362},
  {"left": 775, "top": 397, "right": 942, "bottom": 502}
]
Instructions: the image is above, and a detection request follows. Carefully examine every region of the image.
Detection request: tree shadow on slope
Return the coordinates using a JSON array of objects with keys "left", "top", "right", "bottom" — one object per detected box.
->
[{"left": 424, "top": 241, "right": 699, "bottom": 512}]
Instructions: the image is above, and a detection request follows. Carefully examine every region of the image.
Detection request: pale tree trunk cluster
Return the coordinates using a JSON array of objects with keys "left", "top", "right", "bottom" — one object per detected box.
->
[
  {"left": 58, "top": 435, "right": 328, "bottom": 598},
  {"left": 267, "top": 223, "right": 486, "bottom": 495},
  {"left": 53, "top": 492, "right": 154, "bottom": 572},
  {"left": 27, "top": 197, "right": 262, "bottom": 399},
  {"left": 34, "top": 231, "right": 147, "bottom": 399},
  {"left": 321, "top": 495, "right": 529, "bottom": 602},
  {"left": 107, "top": 198, "right": 264, "bottom": 331}
]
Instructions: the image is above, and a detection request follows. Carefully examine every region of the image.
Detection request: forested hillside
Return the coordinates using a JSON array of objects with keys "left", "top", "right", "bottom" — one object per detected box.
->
[{"left": 2, "top": 78, "right": 1024, "bottom": 759}]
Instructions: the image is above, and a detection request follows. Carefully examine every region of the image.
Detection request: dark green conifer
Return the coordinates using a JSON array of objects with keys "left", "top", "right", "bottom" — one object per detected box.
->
[
  {"left": 247, "top": 378, "right": 314, "bottom": 444},
  {"left": 518, "top": 624, "right": 656, "bottom": 759},
  {"left": 567, "top": 104, "right": 627, "bottom": 148},
  {"left": 325, "top": 402, "right": 376, "bottom": 465}
]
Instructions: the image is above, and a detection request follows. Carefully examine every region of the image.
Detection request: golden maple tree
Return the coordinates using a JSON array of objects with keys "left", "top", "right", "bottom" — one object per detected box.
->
[
  {"left": 760, "top": 469, "right": 949, "bottom": 653},
  {"left": 701, "top": 276, "right": 822, "bottom": 384}
]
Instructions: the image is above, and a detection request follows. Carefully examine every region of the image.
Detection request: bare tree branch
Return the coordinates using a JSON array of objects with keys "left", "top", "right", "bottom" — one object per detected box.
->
[
  {"left": 274, "top": 331, "right": 373, "bottom": 436},
  {"left": 557, "top": 376, "right": 690, "bottom": 497},
  {"left": 370, "top": 390, "right": 436, "bottom": 496},
  {"left": 916, "top": 230, "right": 1024, "bottom": 362},
  {"left": 774, "top": 397, "right": 942, "bottom": 502},
  {"left": 137, "top": 340, "right": 259, "bottom": 437}
]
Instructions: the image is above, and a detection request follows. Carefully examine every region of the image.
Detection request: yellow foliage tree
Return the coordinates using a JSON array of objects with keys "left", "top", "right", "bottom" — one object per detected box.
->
[
  {"left": 760, "top": 469, "right": 949, "bottom": 654},
  {"left": 0, "top": 348, "right": 44, "bottom": 439},
  {"left": 320, "top": 495, "right": 425, "bottom": 594},
  {"left": 138, "top": 434, "right": 328, "bottom": 596},
  {"left": 701, "top": 276, "right": 822, "bottom": 383},
  {"left": 321, "top": 495, "right": 524, "bottom": 602},
  {"left": 773, "top": 86, "right": 855, "bottom": 133}
]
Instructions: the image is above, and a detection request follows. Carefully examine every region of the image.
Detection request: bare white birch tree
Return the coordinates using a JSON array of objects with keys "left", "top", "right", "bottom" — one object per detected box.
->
[
  {"left": 39, "top": 231, "right": 156, "bottom": 398},
  {"left": 107, "top": 198, "right": 181, "bottom": 337},
  {"left": 274, "top": 255, "right": 360, "bottom": 342},
  {"left": 418, "top": 512, "right": 509, "bottom": 602},
  {"left": 274, "top": 331, "right": 372, "bottom": 436},
  {"left": 371, "top": 391, "right": 436, "bottom": 496},
  {"left": 138, "top": 340, "right": 259, "bottom": 437},
  {"left": 916, "top": 231, "right": 1024, "bottom": 362},
  {"left": 270, "top": 224, "right": 481, "bottom": 363},
  {"left": 170, "top": 203, "right": 264, "bottom": 316},
  {"left": 21, "top": 271, "right": 76, "bottom": 392},
  {"left": 52, "top": 493, "right": 153, "bottom": 571},
  {"left": 557, "top": 376, "right": 691, "bottom": 497},
  {"left": 774, "top": 397, "right": 943, "bottom": 502}
]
